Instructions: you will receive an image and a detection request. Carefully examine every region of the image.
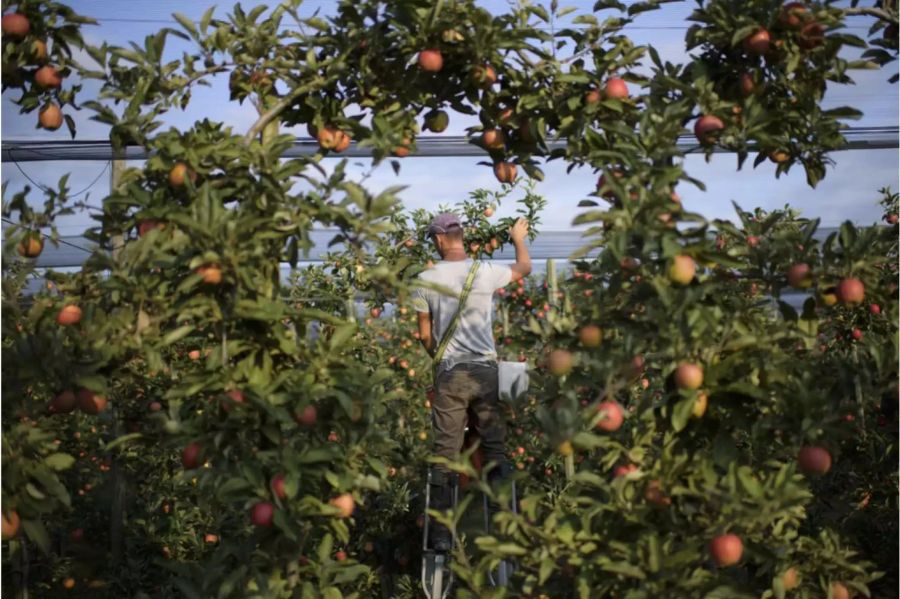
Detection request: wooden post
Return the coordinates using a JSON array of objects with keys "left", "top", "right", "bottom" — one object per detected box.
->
[
  {"left": 109, "top": 150, "right": 126, "bottom": 567},
  {"left": 547, "top": 258, "right": 558, "bottom": 309},
  {"left": 346, "top": 294, "right": 356, "bottom": 324},
  {"left": 565, "top": 454, "right": 575, "bottom": 479}
]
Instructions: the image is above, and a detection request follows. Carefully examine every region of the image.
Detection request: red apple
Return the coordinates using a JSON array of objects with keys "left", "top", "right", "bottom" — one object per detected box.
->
[
  {"left": 2, "top": 13, "right": 30, "bottom": 39},
  {"left": 34, "top": 65, "right": 62, "bottom": 88},
  {"left": 595, "top": 401, "right": 624, "bottom": 432},
  {"left": 548, "top": 349, "right": 574, "bottom": 376},
  {"left": 271, "top": 474, "right": 287, "bottom": 500},
  {"left": 694, "top": 115, "right": 724, "bottom": 144},
  {"left": 138, "top": 220, "right": 163, "bottom": 237},
  {"left": 56, "top": 304, "right": 83, "bottom": 326},
  {"left": 797, "top": 446, "right": 831, "bottom": 475},
  {"left": 674, "top": 363, "right": 704, "bottom": 390},
  {"left": 181, "top": 442, "right": 202, "bottom": 469},
  {"left": 251, "top": 501, "right": 275, "bottom": 527},
  {"left": 743, "top": 28, "right": 771, "bottom": 55},
  {"left": 644, "top": 480, "right": 671, "bottom": 506},
  {"left": 329, "top": 493, "right": 355, "bottom": 518},
  {"left": 482, "top": 128, "right": 506, "bottom": 150},
  {"left": 836, "top": 278, "right": 864, "bottom": 305},
  {"left": 49, "top": 390, "right": 77, "bottom": 414},
  {"left": 77, "top": 389, "right": 108, "bottom": 415},
  {"left": 830, "top": 582, "right": 852, "bottom": 599},
  {"left": 603, "top": 77, "right": 629, "bottom": 100},
  {"left": 740, "top": 72, "right": 757, "bottom": 95},
  {"left": 780, "top": 2, "right": 808, "bottom": 29},
  {"left": 709, "top": 534, "right": 743, "bottom": 567},
  {"left": 417, "top": 49, "right": 443, "bottom": 72},
  {"left": 297, "top": 404, "right": 317, "bottom": 426},
  {"left": 493, "top": 161, "right": 517, "bottom": 184},
  {"left": 613, "top": 463, "right": 638, "bottom": 478},
  {"left": 781, "top": 566, "right": 800, "bottom": 590},
  {"left": 578, "top": 324, "right": 602, "bottom": 348},
  {"left": 470, "top": 64, "right": 497, "bottom": 89},
  {"left": 798, "top": 22, "right": 825, "bottom": 50},
  {"left": 2, "top": 510, "right": 21, "bottom": 540},
  {"left": 786, "top": 263, "right": 812, "bottom": 288}
]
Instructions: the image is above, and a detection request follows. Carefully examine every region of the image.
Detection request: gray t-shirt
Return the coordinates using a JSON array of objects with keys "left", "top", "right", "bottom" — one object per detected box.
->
[{"left": 412, "top": 259, "right": 512, "bottom": 375}]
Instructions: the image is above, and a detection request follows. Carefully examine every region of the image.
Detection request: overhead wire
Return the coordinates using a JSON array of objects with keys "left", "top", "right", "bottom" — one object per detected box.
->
[
  {"left": 74, "top": 15, "right": 878, "bottom": 31},
  {"left": 5, "top": 151, "right": 111, "bottom": 200},
  {"left": 1, "top": 217, "right": 94, "bottom": 255}
]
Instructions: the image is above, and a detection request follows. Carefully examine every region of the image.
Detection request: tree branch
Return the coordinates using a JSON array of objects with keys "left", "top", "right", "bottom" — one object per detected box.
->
[
  {"left": 243, "top": 83, "right": 314, "bottom": 145},
  {"left": 843, "top": 6, "right": 898, "bottom": 25}
]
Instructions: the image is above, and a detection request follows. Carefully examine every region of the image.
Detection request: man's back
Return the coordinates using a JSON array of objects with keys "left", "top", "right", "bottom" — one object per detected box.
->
[{"left": 413, "top": 259, "right": 511, "bottom": 372}]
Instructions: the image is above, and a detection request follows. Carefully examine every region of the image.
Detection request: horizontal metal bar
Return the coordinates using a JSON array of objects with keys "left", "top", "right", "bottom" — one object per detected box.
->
[
  {"left": 5, "top": 226, "right": 850, "bottom": 269},
  {"left": 2, "top": 127, "right": 897, "bottom": 162}
]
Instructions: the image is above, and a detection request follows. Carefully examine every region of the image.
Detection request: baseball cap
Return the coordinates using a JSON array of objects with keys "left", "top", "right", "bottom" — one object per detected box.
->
[{"left": 426, "top": 212, "right": 463, "bottom": 237}]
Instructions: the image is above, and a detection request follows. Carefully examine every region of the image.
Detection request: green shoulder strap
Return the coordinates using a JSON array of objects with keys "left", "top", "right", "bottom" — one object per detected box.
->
[{"left": 433, "top": 260, "right": 480, "bottom": 365}]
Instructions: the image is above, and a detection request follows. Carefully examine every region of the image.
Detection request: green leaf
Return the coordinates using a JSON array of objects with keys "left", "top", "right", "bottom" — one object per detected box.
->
[
  {"left": 22, "top": 519, "right": 51, "bottom": 554},
  {"left": 329, "top": 323, "right": 357, "bottom": 351},
  {"left": 306, "top": 17, "right": 330, "bottom": 31},
  {"left": 104, "top": 433, "right": 143, "bottom": 452},
  {"left": 572, "top": 471, "right": 606, "bottom": 487},
  {"left": 600, "top": 560, "right": 646, "bottom": 579},
  {"left": 539, "top": 558, "right": 555, "bottom": 584},
  {"left": 298, "top": 448, "right": 334, "bottom": 464},
  {"left": 713, "top": 430, "right": 739, "bottom": 468},
  {"left": 163, "top": 325, "right": 194, "bottom": 345},
  {"left": 671, "top": 396, "right": 694, "bottom": 432},
  {"left": 736, "top": 466, "right": 763, "bottom": 498},
  {"left": 74, "top": 374, "right": 106, "bottom": 393},
  {"left": 173, "top": 12, "right": 198, "bottom": 37},
  {"left": 495, "top": 543, "right": 528, "bottom": 556},
  {"left": 25, "top": 483, "right": 46, "bottom": 500},
  {"left": 317, "top": 532, "right": 334, "bottom": 562},
  {"left": 731, "top": 25, "right": 760, "bottom": 48},
  {"left": 778, "top": 301, "right": 798, "bottom": 323},
  {"left": 44, "top": 453, "right": 75, "bottom": 471},
  {"left": 333, "top": 564, "right": 370, "bottom": 584},
  {"left": 823, "top": 106, "right": 863, "bottom": 120},
  {"left": 216, "top": 477, "right": 253, "bottom": 501}
]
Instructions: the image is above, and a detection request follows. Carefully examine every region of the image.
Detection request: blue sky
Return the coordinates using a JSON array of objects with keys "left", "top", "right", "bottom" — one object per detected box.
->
[{"left": 2, "top": 0, "right": 897, "bottom": 249}]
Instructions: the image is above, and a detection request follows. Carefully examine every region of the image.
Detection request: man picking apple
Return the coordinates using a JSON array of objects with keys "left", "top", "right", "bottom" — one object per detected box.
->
[{"left": 412, "top": 213, "right": 531, "bottom": 552}]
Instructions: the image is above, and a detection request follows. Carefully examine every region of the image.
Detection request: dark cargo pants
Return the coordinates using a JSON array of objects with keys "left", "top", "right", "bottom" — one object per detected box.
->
[
  {"left": 427, "top": 362, "right": 509, "bottom": 549},
  {"left": 432, "top": 361, "right": 506, "bottom": 477}
]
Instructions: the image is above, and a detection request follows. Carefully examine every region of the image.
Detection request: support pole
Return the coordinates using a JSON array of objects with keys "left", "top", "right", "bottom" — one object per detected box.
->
[
  {"left": 547, "top": 258, "right": 558, "bottom": 310},
  {"left": 109, "top": 150, "right": 126, "bottom": 567},
  {"left": 346, "top": 294, "right": 356, "bottom": 323}
]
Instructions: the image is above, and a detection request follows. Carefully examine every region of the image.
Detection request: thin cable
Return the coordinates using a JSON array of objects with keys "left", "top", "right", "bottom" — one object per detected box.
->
[
  {"left": 7, "top": 153, "right": 110, "bottom": 199},
  {"left": 75, "top": 15, "right": 881, "bottom": 31},
  {"left": 1, "top": 217, "right": 94, "bottom": 254}
]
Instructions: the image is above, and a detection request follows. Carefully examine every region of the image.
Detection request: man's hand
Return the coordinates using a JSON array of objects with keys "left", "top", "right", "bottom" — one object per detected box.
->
[
  {"left": 510, "top": 217, "right": 529, "bottom": 243},
  {"left": 509, "top": 218, "right": 532, "bottom": 282}
]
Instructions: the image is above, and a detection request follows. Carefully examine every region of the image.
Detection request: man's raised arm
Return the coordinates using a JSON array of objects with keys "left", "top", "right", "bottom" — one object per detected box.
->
[{"left": 509, "top": 217, "right": 532, "bottom": 282}]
